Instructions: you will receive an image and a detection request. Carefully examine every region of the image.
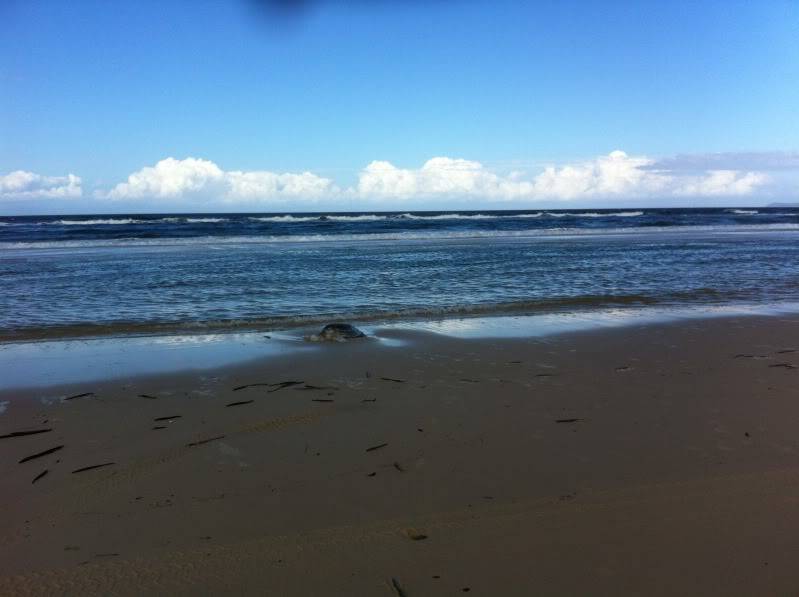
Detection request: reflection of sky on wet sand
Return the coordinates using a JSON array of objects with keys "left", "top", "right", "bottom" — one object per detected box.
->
[
  {"left": 2, "top": 302, "right": 798, "bottom": 390},
  {"left": 0, "top": 332, "right": 315, "bottom": 390},
  {"left": 382, "top": 303, "right": 799, "bottom": 339}
]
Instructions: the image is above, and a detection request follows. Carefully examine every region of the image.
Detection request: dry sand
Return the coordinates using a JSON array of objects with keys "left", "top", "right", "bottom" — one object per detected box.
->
[{"left": 1, "top": 315, "right": 798, "bottom": 595}]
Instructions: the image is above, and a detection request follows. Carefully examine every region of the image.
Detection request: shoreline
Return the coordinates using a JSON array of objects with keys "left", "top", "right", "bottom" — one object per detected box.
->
[
  {"left": 1, "top": 314, "right": 798, "bottom": 594},
  {"left": 3, "top": 302, "right": 799, "bottom": 391}
]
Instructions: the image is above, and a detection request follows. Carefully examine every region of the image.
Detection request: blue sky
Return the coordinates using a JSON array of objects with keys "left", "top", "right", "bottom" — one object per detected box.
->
[{"left": 1, "top": 0, "right": 798, "bottom": 213}]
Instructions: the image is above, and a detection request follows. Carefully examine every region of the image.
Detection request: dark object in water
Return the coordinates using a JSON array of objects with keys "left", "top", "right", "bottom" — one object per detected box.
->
[
  {"left": 64, "top": 392, "right": 94, "bottom": 401},
  {"left": 393, "top": 461, "right": 405, "bottom": 472},
  {"left": 232, "top": 382, "right": 271, "bottom": 391},
  {"left": 407, "top": 531, "right": 428, "bottom": 541},
  {"left": 776, "top": 349, "right": 796, "bottom": 354},
  {"left": 313, "top": 323, "right": 366, "bottom": 341},
  {"left": 268, "top": 381, "right": 304, "bottom": 392},
  {"left": 311, "top": 399, "right": 334, "bottom": 402},
  {"left": 362, "top": 398, "right": 377, "bottom": 402},
  {"left": 153, "top": 415, "right": 182, "bottom": 421},
  {"left": 556, "top": 418, "right": 582, "bottom": 423},
  {"left": 769, "top": 363, "right": 797, "bottom": 369},
  {"left": 380, "top": 377, "right": 405, "bottom": 383},
  {"left": 186, "top": 435, "right": 225, "bottom": 447},
  {"left": 391, "top": 577, "right": 407, "bottom": 597},
  {"left": 32, "top": 469, "right": 49, "bottom": 484},
  {"left": 152, "top": 426, "right": 166, "bottom": 430},
  {"left": 72, "top": 462, "right": 115, "bottom": 474},
  {"left": 138, "top": 394, "right": 158, "bottom": 400},
  {"left": 19, "top": 445, "right": 64, "bottom": 464},
  {"left": 226, "top": 400, "right": 254, "bottom": 407},
  {"left": 366, "top": 442, "right": 388, "bottom": 452},
  {"left": 0, "top": 428, "right": 52, "bottom": 440}
]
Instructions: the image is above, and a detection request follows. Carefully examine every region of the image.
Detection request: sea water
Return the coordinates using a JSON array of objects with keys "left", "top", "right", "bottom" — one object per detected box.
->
[{"left": 1, "top": 208, "right": 799, "bottom": 341}]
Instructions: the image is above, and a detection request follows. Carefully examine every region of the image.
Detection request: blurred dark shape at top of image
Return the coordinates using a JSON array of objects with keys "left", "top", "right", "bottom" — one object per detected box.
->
[{"left": 248, "top": 0, "right": 454, "bottom": 23}]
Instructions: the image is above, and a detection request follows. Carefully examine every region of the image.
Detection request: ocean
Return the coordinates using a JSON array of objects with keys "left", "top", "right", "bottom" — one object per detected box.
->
[{"left": 1, "top": 207, "right": 799, "bottom": 341}]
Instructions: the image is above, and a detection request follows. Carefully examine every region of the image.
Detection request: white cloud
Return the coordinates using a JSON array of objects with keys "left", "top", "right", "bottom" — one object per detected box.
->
[
  {"left": 226, "top": 170, "right": 336, "bottom": 202},
  {"left": 530, "top": 150, "right": 670, "bottom": 199},
  {"left": 672, "top": 170, "right": 768, "bottom": 196},
  {"left": 105, "top": 157, "right": 225, "bottom": 199},
  {"left": 353, "top": 150, "right": 767, "bottom": 202},
  {"left": 0, "top": 170, "right": 82, "bottom": 199},
  {"left": 357, "top": 157, "right": 534, "bottom": 201},
  {"left": 93, "top": 151, "right": 772, "bottom": 207},
  {"left": 104, "top": 157, "right": 336, "bottom": 203}
]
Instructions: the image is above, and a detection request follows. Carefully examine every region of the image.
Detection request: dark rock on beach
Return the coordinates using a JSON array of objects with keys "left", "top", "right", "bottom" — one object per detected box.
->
[{"left": 310, "top": 323, "right": 366, "bottom": 342}]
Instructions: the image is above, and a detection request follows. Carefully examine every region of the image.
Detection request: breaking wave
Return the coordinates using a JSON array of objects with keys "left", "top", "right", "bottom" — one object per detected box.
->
[{"left": 4, "top": 223, "right": 799, "bottom": 250}]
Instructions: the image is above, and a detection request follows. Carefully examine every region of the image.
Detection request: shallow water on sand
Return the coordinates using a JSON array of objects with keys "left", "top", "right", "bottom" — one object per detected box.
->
[{"left": 3, "top": 303, "right": 798, "bottom": 390}]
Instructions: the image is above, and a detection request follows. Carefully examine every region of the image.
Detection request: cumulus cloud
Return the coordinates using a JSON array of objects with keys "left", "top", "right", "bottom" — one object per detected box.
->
[
  {"left": 354, "top": 150, "right": 766, "bottom": 201},
  {"left": 96, "top": 151, "right": 771, "bottom": 207},
  {"left": 357, "top": 157, "right": 534, "bottom": 200},
  {"left": 106, "top": 157, "right": 224, "bottom": 199},
  {"left": 0, "top": 170, "right": 82, "bottom": 199},
  {"left": 104, "top": 157, "right": 336, "bottom": 203},
  {"left": 672, "top": 170, "right": 767, "bottom": 197}
]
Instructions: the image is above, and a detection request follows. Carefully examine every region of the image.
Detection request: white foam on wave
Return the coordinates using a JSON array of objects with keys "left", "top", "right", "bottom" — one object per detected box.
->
[
  {"left": 249, "top": 215, "right": 319, "bottom": 223},
  {"left": 400, "top": 213, "right": 498, "bottom": 220},
  {"left": 728, "top": 209, "right": 759, "bottom": 215},
  {"left": 245, "top": 212, "right": 639, "bottom": 223},
  {"left": 185, "top": 217, "right": 228, "bottom": 223},
  {"left": 55, "top": 218, "right": 145, "bottom": 225},
  {"left": 323, "top": 215, "right": 388, "bottom": 222},
  {"left": 546, "top": 211, "right": 643, "bottom": 218},
  {"left": 4, "top": 222, "right": 799, "bottom": 250}
]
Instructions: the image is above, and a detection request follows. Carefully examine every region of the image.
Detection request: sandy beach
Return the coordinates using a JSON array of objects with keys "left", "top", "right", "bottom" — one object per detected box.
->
[{"left": 1, "top": 314, "right": 799, "bottom": 595}]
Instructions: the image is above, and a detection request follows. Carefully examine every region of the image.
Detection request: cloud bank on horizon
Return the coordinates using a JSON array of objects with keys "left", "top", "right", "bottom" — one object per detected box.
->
[{"left": 0, "top": 150, "right": 790, "bottom": 211}]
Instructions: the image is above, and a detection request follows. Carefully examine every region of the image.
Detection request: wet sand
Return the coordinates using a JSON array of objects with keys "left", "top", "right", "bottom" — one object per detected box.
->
[{"left": 1, "top": 315, "right": 798, "bottom": 595}]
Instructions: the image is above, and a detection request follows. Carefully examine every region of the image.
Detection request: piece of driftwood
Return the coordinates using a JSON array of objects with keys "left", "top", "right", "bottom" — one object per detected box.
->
[
  {"left": 225, "top": 400, "right": 254, "bottom": 407},
  {"left": 186, "top": 435, "right": 225, "bottom": 447},
  {"left": 555, "top": 418, "right": 582, "bottom": 423},
  {"left": 19, "top": 445, "right": 64, "bottom": 464},
  {"left": 0, "top": 428, "right": 53, "bottom": 439},
  {"left": 299, "top": 384, "right": 339, "bottom": 391},
  {"left": 366, "top": 443, "right": 388, "bottom": 452},
  {"left": 153, "top": 415, "right": 182, "bottom": 421},
  {"left": 232, "top": 383, "right": 271, "bottom": 392},
  {"left": 268, "top": 381, "right": 304, "bottom": 393},
  {"left": 391, "top": 577, "right": 407, "bottom": 597},
  {"left": 72, "top": 462, "right": 115, "bottom": 474},
  {"left": 32, "top": 469, "right": 49, "bottom": 484},
  {"left": 64, "top": 392, "right": 95, "bottom": 401}
]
